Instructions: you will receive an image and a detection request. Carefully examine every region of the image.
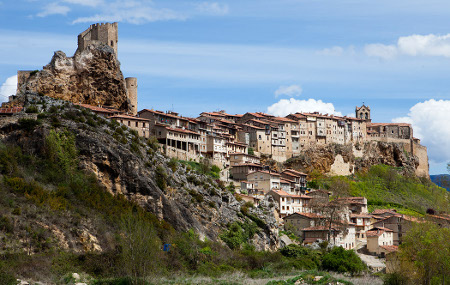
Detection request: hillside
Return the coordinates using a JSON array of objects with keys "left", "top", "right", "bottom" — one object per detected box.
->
[
  {"left": 0, "top": 95, "right": 293, "bottom": 283},
  {"left": 309, "top": 165, "right": 450, "bottom": 216}
]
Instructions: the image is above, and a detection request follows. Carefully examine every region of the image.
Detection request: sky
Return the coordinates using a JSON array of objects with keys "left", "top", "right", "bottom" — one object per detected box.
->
[{"left": 1, "top": 0, "right": 450, "bottom": 175}]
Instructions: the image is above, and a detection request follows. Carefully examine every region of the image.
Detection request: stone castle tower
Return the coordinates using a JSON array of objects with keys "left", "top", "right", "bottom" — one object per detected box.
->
[
  {"left": 77, "top": 22, "right": 119, "bottom": 55},
  {"left": 355, "top": 104, "right": 371, "bottom": 121},
  {"left": 125, "top": 77, "right": 138, "bottom": 115}
]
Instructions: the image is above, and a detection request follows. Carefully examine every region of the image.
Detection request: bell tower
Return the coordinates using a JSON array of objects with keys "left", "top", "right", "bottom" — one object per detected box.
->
[{"left": 355, "top": 104, "right": 371, "bottom": 121}]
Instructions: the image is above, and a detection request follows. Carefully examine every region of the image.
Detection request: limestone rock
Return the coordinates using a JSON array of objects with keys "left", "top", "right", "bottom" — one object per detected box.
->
[{"left": 16, "top": 44, "right": 130, "bottom": 113}]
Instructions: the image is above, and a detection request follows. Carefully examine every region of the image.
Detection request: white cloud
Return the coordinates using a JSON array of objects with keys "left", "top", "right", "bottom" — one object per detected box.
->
[
  {"left": 398, "top": 34, "right": 450, "bottom": 57},
  {"left": 267, "top": 98, "right": 343, "bottom": 117},
  {"left": 364, "top": 44, "right": 397, "bottom": 59},
  {"left": 274, "top": 84, "right": 302, "bottom": 97},
  {"left": 317, "top": 46, "right": 344, "bottom": 56},
  {"left": 0, "top": 75, "right": 17, "bottom": 103},
  {"left": 37, "top": 2, "right": 70, "bottom": 17},
  {"left": 72, "top": 2, "right": 186, "bottom": 24},
  {"left": 196, "top": 2, "right": 229, "bottom": 15},
  {"left": 392, "top": 99, "right": 450, "bottom": 164},
  {"left": 365, "top": 33, "right": 450, "bottom": 59},
  {"left": 62, "top": 0, "right": 103, "bottom": 7}
]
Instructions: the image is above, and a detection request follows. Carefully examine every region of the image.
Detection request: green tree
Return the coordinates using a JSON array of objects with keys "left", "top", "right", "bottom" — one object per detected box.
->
[
  {"left": 120, "top": 213, "right": 162, "bottom": 284},
  {"left": 396, "top": 222, "right": 450, "bottom": 285}
]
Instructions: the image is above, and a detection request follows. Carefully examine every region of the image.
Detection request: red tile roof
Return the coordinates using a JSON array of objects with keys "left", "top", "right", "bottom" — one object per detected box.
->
[
  {"left": 380, "top": 245, "right": 399, "bottom": 252},
  {"left": 111, "top": 114, "right": 150, "bottom": 121},
  {"left": 283, "top": 212, "right": 323, "bottom": 219},
  {"left": 282, "top": 168, "right": 307, "bottom": 176},
  {"left": 270, "top": 189, "right": 312, "bottom": 199},
  {"left": 0, "top": 107, "right": 23, "bottom": 114},
  {"left": 76, "top": 103, "right": 119, "bottom": 114}
]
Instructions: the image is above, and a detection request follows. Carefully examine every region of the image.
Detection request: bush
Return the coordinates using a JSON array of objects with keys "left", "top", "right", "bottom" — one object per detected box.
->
[
  {"left": 167, "top": 158, "right": 178, "bottom": 172},
  {"left": 25, "top": 105, "right": 39, "bottom": 113},
  {"left": 155, "top": 165, "right": 168, "bottom": 190},
  {"left": 18, "top": 118, "right": 41, "bottom": 131},
  {"left": 321, "top": 247, "right": 366, "bottom": 274}
]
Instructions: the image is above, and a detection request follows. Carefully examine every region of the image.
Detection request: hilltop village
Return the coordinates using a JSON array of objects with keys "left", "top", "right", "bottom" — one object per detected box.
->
[{"left": 1, "top": 23, "right": 447, "bottom": 272}]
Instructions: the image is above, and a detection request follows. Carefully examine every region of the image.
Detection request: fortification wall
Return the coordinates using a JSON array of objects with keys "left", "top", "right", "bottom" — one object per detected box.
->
[
  {"left": 413, "top": 142, "right": 429, "bottom": 178},
  {"left": 77, "top": 23, "right": 118, "bottom": 55}
]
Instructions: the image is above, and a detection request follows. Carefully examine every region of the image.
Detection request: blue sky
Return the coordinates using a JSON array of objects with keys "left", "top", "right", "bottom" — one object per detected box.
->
[{"left": 1, "top": 0, "right": 450, "bottom": 175}]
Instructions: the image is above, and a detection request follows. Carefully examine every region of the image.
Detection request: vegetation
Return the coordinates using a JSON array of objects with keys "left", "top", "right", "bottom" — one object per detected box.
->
[
  {"left": 310, "top": 164, "right": 449, "bottom": 215},
  {"left": 267, "top": 270, "right": 353, "bottom": 285},
  {"left": 0, "top": 105, "right": 379, "bottom": 284},
  {"left": 384, "top": 222, "right": 450, "bottom": 285},
  {"left": 179, "top": 158, "right": 221, "bottom": 179},
  {"left": 321, "top": 247, "right": 366, "bottom": 275}
]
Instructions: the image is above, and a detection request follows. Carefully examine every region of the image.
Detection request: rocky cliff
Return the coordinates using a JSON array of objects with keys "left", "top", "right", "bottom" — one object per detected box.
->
[
  {"left": 13, "top": 44, "right": 131, "bottom": 113},
  {"left": 285, "top": 141, "right": 429, "bottom": 178},
  {"left": 0, "top": 94, "right": 279, "bottom": 253}
]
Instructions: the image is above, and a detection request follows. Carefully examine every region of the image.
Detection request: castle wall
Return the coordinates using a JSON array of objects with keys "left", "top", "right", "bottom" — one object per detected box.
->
[
  {"left": 413, "top": 142, "right": 429, "bottom": 178},
  {"left": 125, "top": 77, "right": 137, "bottom": 115},
  {"left": 77, "top": 23, "right": 118, "bottom": 55},
  {"left": 17, "top": 71, "right": 33, "bottom": 94}
]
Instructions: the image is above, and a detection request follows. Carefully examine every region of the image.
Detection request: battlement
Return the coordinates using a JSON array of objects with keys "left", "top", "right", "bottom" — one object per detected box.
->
[{"left": 77, "top": 22, "right": 118, "bottom": 55}]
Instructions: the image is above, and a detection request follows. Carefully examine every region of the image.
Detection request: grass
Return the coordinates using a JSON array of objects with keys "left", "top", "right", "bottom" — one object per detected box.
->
[{"left": 311, "top": 164, "right": 449, "bottom": 215}]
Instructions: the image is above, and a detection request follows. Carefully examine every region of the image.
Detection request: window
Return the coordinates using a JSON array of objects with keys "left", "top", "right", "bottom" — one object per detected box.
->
[{"left": 135, "top": 122, "right": 138, "bottom": 127}]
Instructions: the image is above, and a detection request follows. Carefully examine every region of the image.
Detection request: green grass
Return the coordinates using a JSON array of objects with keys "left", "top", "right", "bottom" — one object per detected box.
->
[{"left": 312, "top": 164, "right": 449, "bottom": 214}]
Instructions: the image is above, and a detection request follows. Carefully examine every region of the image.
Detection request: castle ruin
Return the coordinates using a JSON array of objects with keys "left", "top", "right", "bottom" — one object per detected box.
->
[
  {"left": 13, "top": 22, "right": 138, "bottom": 115},
  {"left": 77, "top": 22, "right": 118, "bottom": 55}
]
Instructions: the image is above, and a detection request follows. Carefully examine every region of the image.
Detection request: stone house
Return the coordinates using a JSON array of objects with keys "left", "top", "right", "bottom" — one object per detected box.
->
[
  {"left": 247, "top": 170, "right": 281, "bottom": 193},
  {"left": 110, "top": 114, "right": 151, "bottom": 138},
  {"left": 366, "top": 123, "right": 412, "bottom": 140},
  {"left": 226, "top": 141, "right": 248, "bottom": 156},
  {"left": 267, "top": 189, "right": 312, "bottom": 217},
  {"left": 302, "top": 224, "right": 356, "bottom": 249},
  {"left": 283, "top": 212, "right": 323, "bottom": 238},
  {"left": 366, "top": 227, "right": 394, "bottom": 256},
  {"left": 153, "top": 124, "right": 202, "bottom": 161},
  {"left": 372, "top": 214, "right": 415, "bottom": 245},
  {"left": 350, "top": 213, "right": 372, "bottom": 239},
  {"left": 76, "top": 103, "right": 120, "bottom": 117},
  {"left": 229, "top": 152, "right": 260, "bottom": 166},
  {"left": 230, "top": 163, "right": 263, "bottom": 181},
  {"left": 281, "top": 169, "right": 307, "bottom": 194},
  {"left": 206, "top": 134, "right": 228, "bottom": 167},
  {"left": 337, "top": 197, "right": 368, "bottom": 215}
]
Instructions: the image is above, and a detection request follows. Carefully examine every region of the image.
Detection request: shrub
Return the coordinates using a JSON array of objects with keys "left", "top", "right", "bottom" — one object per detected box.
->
[
  {"left": 321, "top": 247, "right": 366, "bottom": 274},
  {"left": 48, "top": 105, "right": 58, "bottom": 113},
  {"left": 0, "top": 216, "right": 13, "bottom": 233},
  {"left": 155, "top": 165, "right": 168, "bottom": 190},
  {"left": 167, "top": 158, "right": 178, "bottom": 172},
  {"left": 18, "top": 118, "right": 41, "bottom": 131},
  {"left": 25, "top": 105, "right": 39, "bottom": 113}
]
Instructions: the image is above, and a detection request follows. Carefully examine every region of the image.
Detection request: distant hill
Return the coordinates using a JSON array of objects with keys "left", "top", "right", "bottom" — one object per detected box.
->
[{"left": 431, "top": 174, "right": 450, "bottom": 191}]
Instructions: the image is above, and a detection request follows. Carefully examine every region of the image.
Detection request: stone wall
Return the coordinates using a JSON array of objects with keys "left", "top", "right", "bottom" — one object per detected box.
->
[{"left": 77, "top": 23, "right": 118, "bottom": 55}]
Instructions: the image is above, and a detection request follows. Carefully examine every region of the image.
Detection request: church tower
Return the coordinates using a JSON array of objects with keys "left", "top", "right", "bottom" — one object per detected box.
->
[{"left": 355, "top": 104, "right": 371, "bottom": 121}]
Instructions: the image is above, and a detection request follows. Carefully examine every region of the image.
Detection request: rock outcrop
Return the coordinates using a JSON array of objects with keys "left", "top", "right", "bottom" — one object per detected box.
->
[
  {"left": 15, "top": 44, "right": 131, "bottom": 113},
  {"left": 285, "top": 141, "right": 428, "bottom": 177}
]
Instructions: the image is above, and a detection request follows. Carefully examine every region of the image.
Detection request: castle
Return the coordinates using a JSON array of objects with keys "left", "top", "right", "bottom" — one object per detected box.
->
[
  {"left": 77, "top": 22, "right": 119, "bottom": 55},
  {"left": 13, "top": 22, "right": 138, "bottom": 116}
]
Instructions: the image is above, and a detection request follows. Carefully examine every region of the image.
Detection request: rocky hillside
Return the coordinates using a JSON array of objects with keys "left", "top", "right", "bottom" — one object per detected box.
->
[
  {"left": 0, "top": 93, "right": 279, "bottom": 254},
  {"left": 285, "top": 141, "right": 427, "bottom": 178},
  {"left": 11, "top": 44, "right": 131, "bottom": 113}
]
